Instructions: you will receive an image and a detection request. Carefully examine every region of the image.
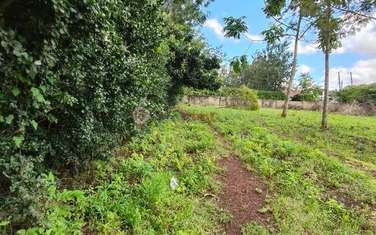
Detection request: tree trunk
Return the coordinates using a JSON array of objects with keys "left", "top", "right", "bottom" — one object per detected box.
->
[
  {"left": 321, "top": 5, "right": 331, "bottom": 129},
  {"left": 281, "top": 13, "right": 302, "bottom": 117},
  {"left": 321, "top": 49, "right": 330, "bottom": 129}
]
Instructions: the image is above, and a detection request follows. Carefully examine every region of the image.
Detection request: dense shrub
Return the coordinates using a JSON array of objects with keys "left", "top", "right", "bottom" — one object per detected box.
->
[
  {"left": 1, "top": 0, "right": 222, "bottom": 228},
  {"left": 183, "top": 86, "right": 245, "bottom": 97},
  {"left": 15, "top": 120, "right": 221, "bottom": 234},
  {"left": 291, "top": 93, "right": 320, "bottom": 102},
  {"left": 0, "top": 0, "right": 185, "bottom": 227},
  {"left": 184, "top": 87, "right": 285, "bottom": 101},
  {"left": 333, "top": 84, "right": 376, "bottom": 105},
  {"left": 166, "top": 39, "right": 221, "bottom": 105},
  {"left": 238, "top": 86, "right": 260, "bottom": 110}
]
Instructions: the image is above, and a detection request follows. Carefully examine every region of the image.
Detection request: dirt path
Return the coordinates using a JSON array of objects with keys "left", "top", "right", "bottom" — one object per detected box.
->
[
  {"left": 216, "top": 155, "right": 270, "bottom": 234},
  {"left": 179, "top": 111, "right": 272, "bottom": 234},
  {"left": 210, "top": 127, "right": 271, "bottom": 235}
]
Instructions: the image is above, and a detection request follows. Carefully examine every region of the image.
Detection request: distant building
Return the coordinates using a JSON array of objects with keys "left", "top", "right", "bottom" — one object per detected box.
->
[{"left": 282, "top": 87, "right": 300, "bottom": 98}]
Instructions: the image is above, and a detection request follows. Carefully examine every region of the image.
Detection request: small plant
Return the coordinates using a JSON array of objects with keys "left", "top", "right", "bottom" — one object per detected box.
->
[
  {"left": 239, "top": 86, "right": 260, "bottom": 110},
  {"left": 242, "top": 222, "right": 270, "bottom": 235}
]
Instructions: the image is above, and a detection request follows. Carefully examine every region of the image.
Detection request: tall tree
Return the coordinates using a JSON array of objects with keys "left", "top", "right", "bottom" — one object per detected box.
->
[
  {"left": 163, "top": 0, "right": 222, "bottom": 105},
  {"left": 264, "top": 0, "right": 318, "bottom": 117},
  {"left": 242, "top": 41, "right": 292, "bottom": 91},
  {"left": 315, "top": 0, "right": 376, "bottom": 129},
  {"left": 317, "top": 2, "right": 338, "bottom": 128}
]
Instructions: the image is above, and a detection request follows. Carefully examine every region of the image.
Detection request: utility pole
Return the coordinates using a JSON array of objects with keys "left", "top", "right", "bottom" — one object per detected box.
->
[
  {"left": 350, "top": 72, "right": 353, "bottom": 86},
  {"left": 338, "top": 72, "right": 341, "bottom": 91}
]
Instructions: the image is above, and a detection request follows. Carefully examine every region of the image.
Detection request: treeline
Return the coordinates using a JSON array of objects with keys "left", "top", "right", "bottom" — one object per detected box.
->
[
  {"left": 333, "top": 83, "right": 376, "bottom": 105},
  {"left": 0, "top": 0, "right": 220, "bottom": 228},
  {"left": 226, "top": 42, "right": 292, "bottom": 92},
  {"left": 222, "top": 41, "right": 322, "bottom": 102}
]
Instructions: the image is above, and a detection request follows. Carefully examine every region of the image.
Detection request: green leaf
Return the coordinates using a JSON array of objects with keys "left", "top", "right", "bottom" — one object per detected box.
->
[
  {"left": 0, "top": 220, "right": 9, "bottom": 227},
  {"left": 13, "top": 135, "right": 24, "bottom": 148},
  {"left": 30, "top": 120, "right": 38, "bottom": 130},
  {"left": 258, "top": 207, "right": 270, "bottom": 214},
  {"left": 5, "top": 114, "right": 14, "bottom": 124},
  {"left": 0, "top": 115, "right": 3, "bottom": 123},
  {"left": 31, "top": 87, "right": 45, "bottom": 103},
  {"left": 0, "top": 40, "right": 7, "bottom": 48},
  {"left": 11, "top": 87, "right": 21, "bottom": 97}
]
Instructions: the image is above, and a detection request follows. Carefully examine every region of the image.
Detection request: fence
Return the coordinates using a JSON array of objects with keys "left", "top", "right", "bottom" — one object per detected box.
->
[{"left": 182, "top": 96, "right": 376, "bottom": 116}]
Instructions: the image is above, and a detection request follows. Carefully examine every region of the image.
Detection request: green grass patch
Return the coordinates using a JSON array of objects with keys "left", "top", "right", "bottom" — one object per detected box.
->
[
  {"left": 179, "top": 105, "right": 376, "bottom": 234},
  {"left": 17, "top": 119, "right": 223, "bottom": 234}
]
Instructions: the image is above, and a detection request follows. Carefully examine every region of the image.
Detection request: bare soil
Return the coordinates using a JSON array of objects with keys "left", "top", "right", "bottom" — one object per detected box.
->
[
  {"left": 216, "top": 155, "right": 271, "bottom": 235},
  {"left": 179, "top": 110, "right": 272, "bottom": 234}
]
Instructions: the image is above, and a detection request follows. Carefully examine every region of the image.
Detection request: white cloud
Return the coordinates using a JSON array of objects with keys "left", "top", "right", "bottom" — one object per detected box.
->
[
  {"left": 203, "top": 18, "right": 263, "bottom": 43},
  {"left": 298, "top": 42, "right": 320, "bottom": 54},
  {"left": 204, "top": 18, "right": 225, "bottom": 39},
  {"left": 244, "top": 32, "right": 263, "bottom": 42},
  {"left": 301, "top": 18, "right": 376, "bottom": 55},
  {"left": 289, "top": 41, "right": 320, "bottom": 54},
  {"left": 338, "top": 21, "right": 376, "bottom": 54},
  {"left": 298, "top": 64, "right": 313, "bottom": 74},
  {"left": 325, "top": 58, "right": 376, "bottom": 90},
  {"left": 290, "top": 19, "right": 376, "bottom": 55}
]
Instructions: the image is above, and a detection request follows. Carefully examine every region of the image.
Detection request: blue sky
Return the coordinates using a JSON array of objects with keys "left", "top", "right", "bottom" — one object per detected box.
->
[{"left": 199, "top": 0, "right": 376, "bottom": 90}]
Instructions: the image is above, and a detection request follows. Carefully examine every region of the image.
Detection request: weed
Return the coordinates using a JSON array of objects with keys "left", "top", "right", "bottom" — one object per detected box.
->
[{"left": 179, "top": 105, "right": 376, "bottom": 234}]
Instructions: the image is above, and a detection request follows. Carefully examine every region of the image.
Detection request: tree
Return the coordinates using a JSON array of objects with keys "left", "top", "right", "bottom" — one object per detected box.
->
[
  {"left": 166, "top": 38, "right": 221, "bottom": 105},
  {"left": 0, "top": 0, "right": 220, "bottom": 226},
  {"left": 263, "top": 0, "right": 319, "bottom": 117},
  {"left": 226, "top": 55, "right": 248, "bottom": 86},
  {"left": 224, "top": 16, "right": 248, "bottom": 38},
  {"left": 163, "top": 0, "right": 222, "bottom": 105},
  {"left": 314, "top": 0, "right": 376, "bottom": 129},
  {"left": 292, "top": 73, "right": 322, "bottom": 101},
  {"left": 241, "top": 41, "right": 292, "bottom": 91}
]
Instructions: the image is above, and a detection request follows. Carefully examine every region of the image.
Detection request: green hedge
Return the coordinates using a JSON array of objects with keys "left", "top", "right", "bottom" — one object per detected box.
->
[
  {"left": 184, "top": 87, "right": 286, "bottom": 101},
  {"left": 333, "top": 84, "right": 376, "bottom": 105},
  {"left": 256, "top": 90, "right": 287, "bottom": 100},
  {"left": 0, "top": 0, "right": 172, "bottom": 226}
]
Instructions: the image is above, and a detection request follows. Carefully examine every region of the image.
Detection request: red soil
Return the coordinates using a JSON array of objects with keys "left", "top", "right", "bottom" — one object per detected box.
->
[{"left": 217, "top": 155, "right": 271, "bottom": 235}]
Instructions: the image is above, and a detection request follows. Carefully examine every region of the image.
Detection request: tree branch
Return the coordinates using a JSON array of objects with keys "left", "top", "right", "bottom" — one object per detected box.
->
[
  {"left": 333, "top": 6, "right": 376, "bottom": 21},
  {"left": 299, "top": 20, "right": 316, "bottom": 40},
  {"left": 271, "top": 15, "right": 298, "bottom": 31}
]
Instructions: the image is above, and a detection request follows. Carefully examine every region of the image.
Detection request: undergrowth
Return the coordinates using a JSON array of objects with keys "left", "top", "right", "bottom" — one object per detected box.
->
[
  {"left": 12, "top": 119, "right": 223, "bottom": 234},
  {"left": 179, "top": 105, "right": 376, "bottom": 234}
]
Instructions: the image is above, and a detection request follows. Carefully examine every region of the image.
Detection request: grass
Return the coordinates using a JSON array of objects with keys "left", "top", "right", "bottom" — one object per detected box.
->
[
  {"left": 182, "top": 106, "right": 376, "bottom": 174},
  {"left": 178, "top": 105, "right": 376, "bottom": 234},
  {"left": 14, "top": 106, "right": 376, "bottom": 234},
  {"left": 17, "top": 118, "right": 225, "bottom": 235}
]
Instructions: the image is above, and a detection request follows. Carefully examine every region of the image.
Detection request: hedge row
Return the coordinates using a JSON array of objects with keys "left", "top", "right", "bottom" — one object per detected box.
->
[
  {"left": 183, "top": 87, "right": 287, "bottom": 100},
  {"left": 333, "top": 84, "right": 376, "bottom": 105},
  {"left": 0, "top": 0, "right": 220, "bottom": 227}
]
